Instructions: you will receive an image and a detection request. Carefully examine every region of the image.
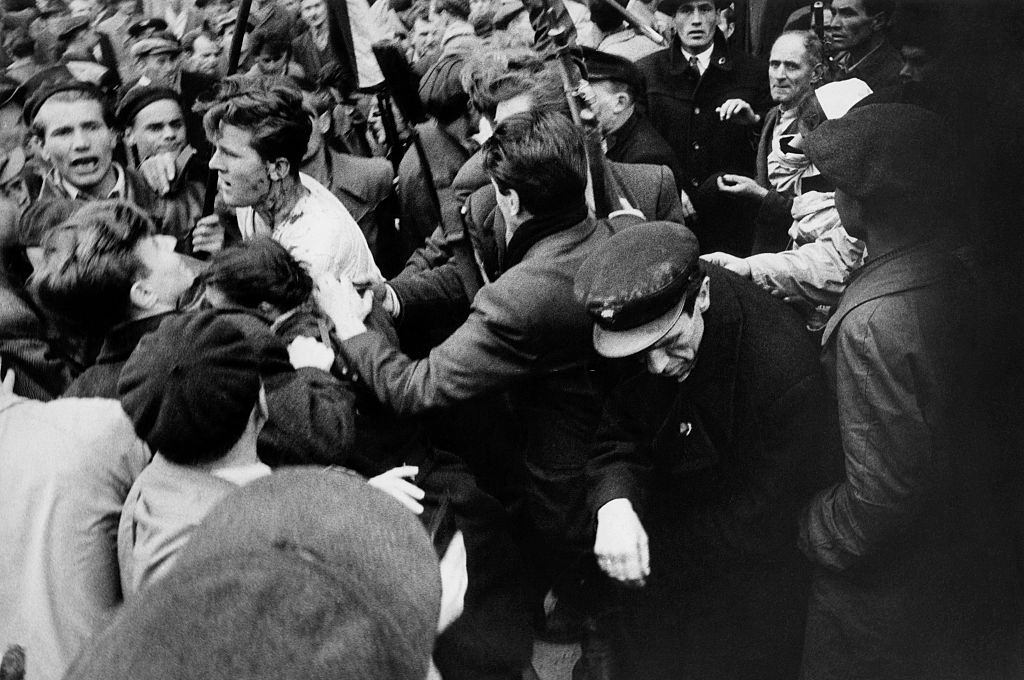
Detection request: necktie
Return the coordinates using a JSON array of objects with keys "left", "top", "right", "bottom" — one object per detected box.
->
[{"left": 688, "top": 56, "right": 701, "bottom": 79}]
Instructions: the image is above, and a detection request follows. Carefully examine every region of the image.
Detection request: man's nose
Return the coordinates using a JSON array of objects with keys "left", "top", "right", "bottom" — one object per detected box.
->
[{"left": 71, "top": 127, "right": 90, "bottom": 149}]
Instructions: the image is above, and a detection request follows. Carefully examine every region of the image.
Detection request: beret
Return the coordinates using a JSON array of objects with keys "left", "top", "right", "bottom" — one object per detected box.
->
[
  {"left": 116, "top": 84, "right": 181, "bottom": 127},
  {"left": 804, "top": 102, "right": 955, "bottom": 201},
  {"left": 575, "top": 221, "right": 702, "bottom": 358},
  {"left": 52, "top": 13, "right": 90, "bottom": 40},
  {"left": 65, "top": 469, "right": 442, "bottom": 680},
  {"left": 117, "top": 310, "right": 262, "bottom": 465},
  {"left": 130, "top": 31, "right": 182, "bottom": 58},
  {"left": 22, "top": 77, "right": 101, "bottom": 127},
  {"left": 127, "top": 16, "right": 170, "bottom": 39},
  {"left": 580, "top": 46, "right": 644, "bottom": 98},
  {"left": 656, "top": 0, "right": 731, "bottom": 17},
  {"left": 418, "top": 54, "right": 469, "bottom": 125}
]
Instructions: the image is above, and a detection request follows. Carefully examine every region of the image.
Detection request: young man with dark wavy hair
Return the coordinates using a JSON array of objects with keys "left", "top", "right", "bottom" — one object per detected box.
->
[{"left": 197, "top": 79, "right": 381, "bottom": 283}]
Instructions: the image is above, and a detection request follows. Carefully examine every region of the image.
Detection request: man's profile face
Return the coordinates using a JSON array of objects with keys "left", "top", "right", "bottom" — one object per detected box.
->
[
  {"left": 209, "top": 122, "right": 272, "bottom": 207},
  {"left": 899, "top": 45, "right": 931, "bottom": 83},
  {"left": 673, "top": 1, "right": 718, "bottom": 54},
  {"left": 128, "top": 98, "right": 186, "bottom": 159},
  {"left": 589, "top": 80, "right": 626, "bottom": 136},
  {"left": 300, "top": 0, "right": 327, "bottom": 30},
  {"left": 189, "top": 35, "right": 222, "bottom": 75},
  {"left": 768, "top": 33, "right": 818, "bottom": 109},
  {"left": 643, "top": 278, "right": 708, "bottom": 382},
  {"left": 37, "top": 99, "right": 117, "bottom": 191},
  {"left": 828, "top": 0, "right": 877, "bottom": 52},
  {"left": 139, "top": 51, "right": 183, "bottom": 88},
  {"left": 134, "top": 233, "right": 197, "bottom": 306}
]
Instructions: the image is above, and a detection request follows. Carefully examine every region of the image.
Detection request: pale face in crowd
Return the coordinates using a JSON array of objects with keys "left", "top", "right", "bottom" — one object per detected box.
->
[
  {"left": 209, "top": 123, "right": 273, "bottom": 208},
  {"left": 828, "top": 0, "right": 881, "bottom": 53},
  {"left": 300, "top": 0, "right": 327, "bottom": 31},
  {"left": 36, "top": 98, "right": 117, "bottom": 191},
  {"left": 644, "top": 277, "right": 710, "bottom": 382},
  {"left": 589, "top": 80, "right": 629, "bottom": 136},
  {"left": 188, "top": 34, "right": 222, "bottom": 75},
  {"left": 674, "top": 0, "right": 718, "bottom": 54},
  {"left": 127, "top": 98, "right": 187, "bottom": 160},
  {"left": 133, "top": 233, "right": 197, "bottom": 307},
  {"left": 254, "top": 47, "right": 289, "bottom": 76},
  {"left": 768, "top": 33, "right": 821, "bottom": 110}
]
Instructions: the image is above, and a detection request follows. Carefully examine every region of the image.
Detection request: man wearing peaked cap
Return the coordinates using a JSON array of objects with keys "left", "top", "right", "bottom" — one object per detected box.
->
[
  {"left": 573, "top": 220, "right": 841, "bottom": 679},
  {"left": 796, "top": 103, "right": 1023, "bottom": 679},
  {"left": 580, "top": 47, "right": 684, "bottom": 190}
]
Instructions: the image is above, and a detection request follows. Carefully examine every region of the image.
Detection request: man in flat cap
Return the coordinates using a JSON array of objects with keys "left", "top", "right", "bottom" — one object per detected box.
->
[
  {"left": 581, "top": 46, "right": 683, "bottom": 190},
  {"left": 52, "top": 13, "right": 120, "bottom": 90},
  {"left": 797, "top": 103, "right": 1022, "bottom": 679},
  {"left": 574, "top": 221, "right": 840, "bottom": 680}
]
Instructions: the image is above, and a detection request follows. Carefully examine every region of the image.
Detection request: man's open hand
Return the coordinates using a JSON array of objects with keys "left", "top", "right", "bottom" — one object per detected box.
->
[{"left": 314, "top": 274, "right": 372, "bottom": 340}]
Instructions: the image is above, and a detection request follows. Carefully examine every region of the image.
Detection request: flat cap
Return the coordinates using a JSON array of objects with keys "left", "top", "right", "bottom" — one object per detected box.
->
[
  {"left": 130, "top": 31, "right": 182, "bottom": 58},
  {"left": 22, "top": 77, "right": 100, "bottom": 126},
  {"left": 117, "top": 310, "right": 261, "bottom": 464},
  {"left": 804, "top": 102, "right": 955, "bottom": 201},
  {"left": 65, "top": 469, "right": 442, "bottom": 680},
  {"left": 581, "top": 47, "right": 644, "bottom": 98},
  {"left": 575, "top": 221, "right": 702, "bottom": 358},
  {"left": 126, "top": 16, "right": 169, "bottom": 39},
  {"left": 116, "top": 84, "right": 180, "bottom": 127},
  {"left": 52, "top": 13, "right": 90, "bottom": 40}
]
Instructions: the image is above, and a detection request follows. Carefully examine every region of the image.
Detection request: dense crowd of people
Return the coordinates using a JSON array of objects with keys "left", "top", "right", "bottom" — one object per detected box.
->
[{"left": 0, "top": 0, "right": 1022, "bottom": 678}]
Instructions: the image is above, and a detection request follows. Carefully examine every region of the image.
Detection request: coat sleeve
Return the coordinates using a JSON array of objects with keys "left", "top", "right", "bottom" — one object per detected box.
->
[
  {"left": 341, "top": 283, "right": 537, "bottom": 415},
  {"left": 799, "top": 300, "right": 952, "bottom": 572},
  {"left": 747, "top": 227, "right": 866, "bottom": 307},
  {"left": 653, "top": 165, "right": 688, "bottom": 225}
]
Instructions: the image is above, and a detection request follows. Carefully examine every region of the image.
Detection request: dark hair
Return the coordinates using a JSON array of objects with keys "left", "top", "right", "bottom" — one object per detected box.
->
[
  {"left": 28, "top": 85, "right": 117, "bottom": 138},
  {"left": 203, "top": 81, "right": 311, "bottom": 175},
  {"left": 249, "top": 26, "right": 292, "bottom": 60},
  {"left": 202, "top": 238, "right": 313, "bottom": 312},
  {"left": 472, "top": 65, "right": 568, "bottom": 120},
  {"left": 436, "top": 0, "right": 470, "bottom": 20},
  {"left": 482, "top": 110, "right": 587, "bottom": 215},
  {"left": 862, "top": 0, "right": 895, "bottom": 21},
  {"left": 461, "top": 47, "right": 544, "bottom": 116},
  {"left": 589, "top": 0, "right": 624, "bottom": 33},
  {"left": 33, "top": 200, "right": 155, "bottom": 332},
  {"left": 681, "top": 259, "right": 706, "bottom": 314}
]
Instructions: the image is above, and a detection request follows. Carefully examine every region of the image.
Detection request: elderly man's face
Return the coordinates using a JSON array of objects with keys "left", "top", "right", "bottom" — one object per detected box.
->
[
  {"left": 829, "top": 0, "right": 880, "bottom": 52},
  {"left": 209, "top": 123, "right": 273, "bottom": 208},
  {"left": 768, "top": 33, "right": 820, "bottom": 109},
  {"left": 36, "top": 98, "right": 117, "bottom": 192},
  {"left": 127, "top": 98, "right": 186, "bottom": 159},
  {"left": 188, "top": 34, "right": 221, "bottom": 75},
  {"left": 134, "top": 233, "right": 197, "bottom": 307},
  {"left": 300, "top": 0, "right": 327, "bottom": 30},
  {"left": 674, "top": 1, "right": 718, "bottom": 53}
]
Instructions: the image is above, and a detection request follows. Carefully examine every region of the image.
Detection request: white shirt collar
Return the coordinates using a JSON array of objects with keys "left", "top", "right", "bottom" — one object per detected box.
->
[
  {"left": 55, "top": 162, "right": 126, "bottom": 200},
  {"left": 680, "top": 42, "right": 715, "bottom": 75}
]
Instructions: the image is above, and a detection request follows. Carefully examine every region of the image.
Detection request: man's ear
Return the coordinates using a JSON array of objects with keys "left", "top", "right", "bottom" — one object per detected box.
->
[
  {"left": 613, "top": 92, "right": 630, "bottom": 114},
  {"left": 317, "top": 111, "right": 331, "bottom": 135},
  {"left": 267, "top": 158, "right": 290, "bottom": 181},
  {"left": 869, "top": 11, "right": 888, "bottom": 33},
  {"left": 505, "top": 187, "right": 521, "bottom": 217},
  {"left": 810, "top": 61, "right": 826, "bottom": 84},
  {"left": 696, "top": 275, "right": 710, "bottom": 314},
  {"left": 129, "top": 279, "right": 158, "bottom": 311}
]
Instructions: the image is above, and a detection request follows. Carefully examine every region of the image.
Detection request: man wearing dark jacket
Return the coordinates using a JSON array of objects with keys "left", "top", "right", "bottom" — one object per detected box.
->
[{"left": 575, "top": 221, "right": 840, "bottom": 680}]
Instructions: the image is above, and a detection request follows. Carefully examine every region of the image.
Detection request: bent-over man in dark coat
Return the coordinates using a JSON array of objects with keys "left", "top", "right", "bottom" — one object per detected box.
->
[{"left": 574, "top": 221, "right": 841, "bottom": 680}]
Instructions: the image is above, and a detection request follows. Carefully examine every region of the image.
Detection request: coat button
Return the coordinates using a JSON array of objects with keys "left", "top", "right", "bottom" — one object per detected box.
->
[
  {"left": 692, "top": 142, "right": 700, "bottom": 150},
  {"left": 717, "top": 57, "right": 726, "bottom": 65},
  {"left": 679, "top": 422, "right": 692, "bottom": 436},
  {"left": 694, "top": 106, "right": 700, "bottom": 115}
]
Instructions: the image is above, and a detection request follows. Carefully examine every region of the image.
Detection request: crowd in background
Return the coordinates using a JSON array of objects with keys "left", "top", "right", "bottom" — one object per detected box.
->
[{"left": 1, "top": 0, "right": 1023, "bottom": 679}]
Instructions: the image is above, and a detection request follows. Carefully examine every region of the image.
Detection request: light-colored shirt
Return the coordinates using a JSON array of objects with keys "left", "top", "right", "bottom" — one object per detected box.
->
[
  {"left": 346, "top": 0, "right": 385, "bottom": 88},
  {"left": 54, "top": 162, "right": 126, "bottom": 200},
  {"left": 0, "top": 396, "right": 150, "bottom": 680},
  {"left": 680, "top": 42, "right": 714, "bottom": 75},
  {"left": 236, "top": 172, "right": 383, "bottom": 283}
]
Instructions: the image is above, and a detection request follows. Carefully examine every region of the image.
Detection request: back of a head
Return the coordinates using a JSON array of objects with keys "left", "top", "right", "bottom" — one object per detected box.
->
[
  {"left": 460, "top": 47, "right": 544, "bottom": 117},
  {"left": 418, "top": 53, "right": 470, "bottom": 125},
  {"left": 117, "top": 309, "right": 262, "bottom": 465},
  {"left": 32, "top": 200, "right": 153, "bottom": 333},
  {"left": 203, "top": 238, "right": 313, "bottom": 313},
  {"left": 64, "top": 469, "right": 441, "bottom": 680},
  {"left": 483, "top": 109, "right": 587, "bottom": 215}
]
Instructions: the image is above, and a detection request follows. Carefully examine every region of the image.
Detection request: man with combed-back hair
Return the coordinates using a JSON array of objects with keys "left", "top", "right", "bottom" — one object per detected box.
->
[{"left": 198, "top": 79, "right": 382, "bottom": 283}]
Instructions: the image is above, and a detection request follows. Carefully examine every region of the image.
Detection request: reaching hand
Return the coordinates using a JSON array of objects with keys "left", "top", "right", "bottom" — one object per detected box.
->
[
  {"left": 138, "top": 152, "right": 178, "bottom": 196},
  {"left": 716, "top": 174, "right": 768, "bottom": 201},
  {"left": 594, "top": 499, "right": 650, "bottom": 587},
  {"left": 716, "top": 98, "right": 760, "bottom": 125},
  {"left": 368, "top": 465, "right": 425, "bottom": 515},
  {"left": 701, "top": 251, "right": 752, "bottom": 278},
  {"left": 314, "top": 274, "right": 372, "bottom": 340},
  {"left": 192, "top": 215, "right": 225, "bottom": 255},
  {"left": 286, "top": 336, "right": 336, "bottom": 372}
]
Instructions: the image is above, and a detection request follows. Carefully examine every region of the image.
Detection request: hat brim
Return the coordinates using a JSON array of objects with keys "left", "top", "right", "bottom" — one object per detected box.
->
[{"left": 592, "top": 291, "right": 688, "bottom": 359}]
